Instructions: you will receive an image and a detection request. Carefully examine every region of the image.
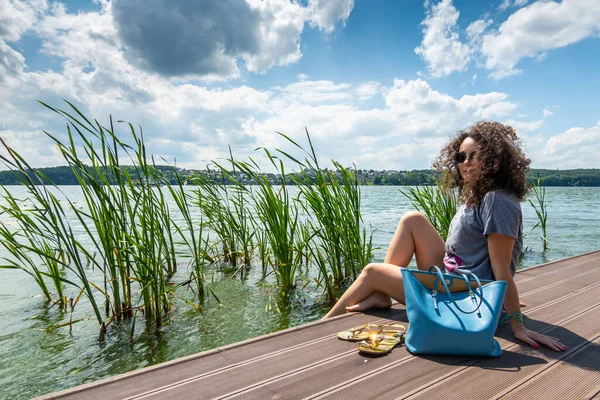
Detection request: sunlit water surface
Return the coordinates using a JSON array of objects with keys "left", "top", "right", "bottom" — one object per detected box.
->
[{"left": 0, "top": 186, "right": 598, "bottom": 399}]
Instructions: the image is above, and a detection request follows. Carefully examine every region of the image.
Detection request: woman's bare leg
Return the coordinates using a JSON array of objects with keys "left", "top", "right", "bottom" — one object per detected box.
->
[
  {"left": 322, "top": 211, "right": 445, "bottom": 319},
  {"left": 323, "top": 263, "right": 404, "bottom": 318},
  {"left": 384, "top": 211, "right": 446, "bottom": 269}
]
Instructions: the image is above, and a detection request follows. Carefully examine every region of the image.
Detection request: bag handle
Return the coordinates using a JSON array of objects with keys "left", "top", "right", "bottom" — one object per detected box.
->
[{"left": 428, "top": 265, "right": 484, "bottom": 315}]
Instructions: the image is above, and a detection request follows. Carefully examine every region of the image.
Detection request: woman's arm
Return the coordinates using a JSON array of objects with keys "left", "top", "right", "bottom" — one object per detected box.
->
[{"left": 487, "top": 233, "right": 566, "bottom": 351}]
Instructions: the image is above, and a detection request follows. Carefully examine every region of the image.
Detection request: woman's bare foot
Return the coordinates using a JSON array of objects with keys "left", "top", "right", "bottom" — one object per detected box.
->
[{"left": 345, "top": 292, "right": 392, "bottom": 312}]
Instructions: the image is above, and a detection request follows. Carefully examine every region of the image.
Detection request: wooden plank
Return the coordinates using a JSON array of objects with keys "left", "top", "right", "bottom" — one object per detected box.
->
[
  {"left": 514, "top": 250, "right": 600, "bottom": 275},
  {"left": 197, "top": 261, "right": 600, "bottom": 400},
  {"left": 41, "top": 309, "right": 407, "bottom": 400},
  {"left": 36, "top": 250, "right": 600, "bottom": 400},
  {"left": 402, "top": 306, "right": 600, "bottom": 399},
  {"left": 222, "top": 279, "right": 600, "bottom": 400},
  {"left": 500, "top": 337, "right": 600, "bottom": 399},
  {"left": 589, "top": 386, "right": 600, "bottom": 400},
  {"left": 179, "top": 266, "right": 600, "bottom": 399}
]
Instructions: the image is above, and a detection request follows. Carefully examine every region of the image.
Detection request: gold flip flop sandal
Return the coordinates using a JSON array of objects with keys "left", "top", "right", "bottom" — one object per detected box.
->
[
  {"left": 358, "top": 331, "right": 406, "bottom": 355},
  {"left": 337, "top": 323, "right": 406, "bottom": 342}
]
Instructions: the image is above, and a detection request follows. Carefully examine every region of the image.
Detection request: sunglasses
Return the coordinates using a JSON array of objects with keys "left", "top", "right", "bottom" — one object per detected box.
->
[{"left": 455, "top": 150, "right": 477, "bottom": 164}]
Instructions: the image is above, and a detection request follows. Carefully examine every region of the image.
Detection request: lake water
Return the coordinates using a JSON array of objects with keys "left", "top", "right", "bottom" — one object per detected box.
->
[{"left": 0, "top": 185, "right": 598, "bottom": 399}]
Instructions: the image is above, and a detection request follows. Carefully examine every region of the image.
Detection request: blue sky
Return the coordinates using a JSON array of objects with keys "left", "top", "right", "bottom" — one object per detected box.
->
[{"left": 1, "top": 0, "right": 599, "bottom": 170}]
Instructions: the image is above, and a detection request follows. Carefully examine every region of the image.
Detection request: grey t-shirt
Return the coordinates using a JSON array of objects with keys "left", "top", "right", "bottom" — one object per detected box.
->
[{"left": 444, "top": 190, "right": 523, "bottom": 281}]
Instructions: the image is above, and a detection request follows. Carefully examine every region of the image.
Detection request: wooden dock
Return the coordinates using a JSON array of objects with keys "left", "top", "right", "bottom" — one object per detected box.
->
[{"left": 39, "top": 250, "right": 600, "bottom": 400}]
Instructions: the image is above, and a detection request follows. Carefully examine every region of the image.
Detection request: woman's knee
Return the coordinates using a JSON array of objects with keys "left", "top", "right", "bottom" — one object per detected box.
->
[
  {"left": 398, "top": 211, "right": 426, "bottom": 228},
  {"left": 361, "top": 263, "right": 394, "bottom": 281},
  {"left": 360, "top": 263, "right": 381, "bottom": 279}
]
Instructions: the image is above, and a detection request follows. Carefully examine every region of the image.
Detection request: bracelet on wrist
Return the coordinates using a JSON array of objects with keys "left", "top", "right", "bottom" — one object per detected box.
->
[{"left": 502, "top": 311, "right": 523, "bottom": 324}]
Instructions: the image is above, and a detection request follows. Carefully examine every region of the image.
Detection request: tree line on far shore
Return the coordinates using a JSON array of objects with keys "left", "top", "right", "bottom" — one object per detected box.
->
[{"left": 0, "top": 165, "right": 599, "bottom": 187}]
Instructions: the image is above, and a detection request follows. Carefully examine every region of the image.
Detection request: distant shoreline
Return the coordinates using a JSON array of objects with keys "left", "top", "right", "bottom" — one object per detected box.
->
[{"left": 1, "top": 166, "right": 600, "bottom": 187}]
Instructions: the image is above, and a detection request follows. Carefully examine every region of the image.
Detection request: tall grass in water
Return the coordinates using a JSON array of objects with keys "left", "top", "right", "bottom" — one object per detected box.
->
[
  {"left": 193, "top": 153, "right": 255, "bottom": 275},
  {"left": 49, "top": 105, "right": 183, "bottom": 328},
  {"left": 0, "top": 201, "right": 58, "bottom": 305},
  {"left": 0, "top": 139, "right": 105, "bottom": 332},
  {"left": 193, "top": 168, "right": 262, "bottom": 281},
  {"left": 528, "top": 177, "right": 549, "bottom": 250},
  {"left": 225, "top": 147, "right": 256, "bottom": 271},
  {"left": 274, "top": 131, "right": 373, "bottom": 299},
  {"left": 0, "top": 101, "right": 211, "bottom": 338},
  {"left": 0, "top": 212, "right": 69, "bottom": 307},
  {"left": 42, "top": 110, "right": 165, "bottom": 326},
  {"left": 399, "top": 174, "right": 458, "bottom": 241},
  {"left": 0, "top": 101, "right": 383, "bottom": 338},
  {"left": 223, "top": 151, "right": 303, "bottom": 295},
  {"left": 164, "top": 172, "right": 213, "bottom": 304}
]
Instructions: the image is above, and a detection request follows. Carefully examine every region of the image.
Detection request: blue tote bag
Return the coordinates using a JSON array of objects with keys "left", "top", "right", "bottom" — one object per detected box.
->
[{"left": 402, "top": 266, "right": 507, "bottom": 357}]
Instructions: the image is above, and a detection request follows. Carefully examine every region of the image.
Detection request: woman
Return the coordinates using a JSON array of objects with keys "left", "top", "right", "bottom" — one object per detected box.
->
[{"left": 323, "top": 121, "right": 565, "bottom": 351}]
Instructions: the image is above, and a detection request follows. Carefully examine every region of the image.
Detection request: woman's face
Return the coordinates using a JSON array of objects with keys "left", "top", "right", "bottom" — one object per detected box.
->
[{"left": 457, "top": 137, "right": 480, "bottom": 183}]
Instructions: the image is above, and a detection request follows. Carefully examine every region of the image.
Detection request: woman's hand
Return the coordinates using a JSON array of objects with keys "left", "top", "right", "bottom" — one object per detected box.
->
[{"left": 513, "top": 325, "right": 567, "bottom": 351}]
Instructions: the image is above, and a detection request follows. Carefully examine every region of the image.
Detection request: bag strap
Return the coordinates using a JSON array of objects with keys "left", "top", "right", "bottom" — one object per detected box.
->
[
  {"left": 455, "top": 268, "right": 485, "bottom": 316},
  {"left": 428, "top": 265, "right": 484, "bottom": 315}
]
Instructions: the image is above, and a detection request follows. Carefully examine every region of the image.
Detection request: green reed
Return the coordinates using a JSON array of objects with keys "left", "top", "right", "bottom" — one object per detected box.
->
[
  {"left": 255, "top": 228, "right": 271, "bottom": 275},
  {"left": 54, "top": 122, "right": 131, "bottom": 319},
  {"left": 229, "top": 185, "right": 255, "bottom": 270},
  {"left": 399, "top": 174, "right": 458, "bottom": 241},
  {"left": 225, "top": 152, "right": 303, "bottom": 295},
  {"left": 0, "top": 138, "right": 105, "bottom": 331},
  {"left": 276, "top": 131, "right": 374, "bottom": 298},
  {"left": 105, "top": 121, "right": 177, "bottom": 327},
  {"left": 528, "top": 177, "right": 549, "bottom": 250},
  {"left": 163, "top": 171, "right": 213, "bottom": 304},
  {"left": 0, "top": 100, "right": 389, "bottom": 340},
  {"left": 192, "top": 170, "right": 254, "bottom": 273},
  {"left": 209, "top": 149, "right": 257, "bottom": 273},
  {"left": 0, "top": 101, "right": 199, "bottom": 338},
  {"left": 0, "top": 216, "right": 54, "bottom": 304}
]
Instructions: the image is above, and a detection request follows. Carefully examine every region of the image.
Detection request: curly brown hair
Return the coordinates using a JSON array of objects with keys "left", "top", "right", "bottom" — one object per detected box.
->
[{"left": 433, "top": 121, "right": 531, "bottom": 206}]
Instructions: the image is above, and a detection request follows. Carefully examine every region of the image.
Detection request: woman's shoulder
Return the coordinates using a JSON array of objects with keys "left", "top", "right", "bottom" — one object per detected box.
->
[
  {"left": 480, "top": 189, "right": 522, "bottom": 212},
  {"left": 482, "top": 189, "right": 520, "bottom": 203}
]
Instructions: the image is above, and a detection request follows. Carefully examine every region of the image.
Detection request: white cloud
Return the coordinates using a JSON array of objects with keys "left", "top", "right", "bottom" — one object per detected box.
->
[
  {"left": 504, "top": 118, "right": 544, "bottom": 133},
  {"left": 308, "top": 0, "right": 355, "bottom": 33},
  {"left": 106, "top": 0, "right": 355, "bottom": 79},
  {"left": 0, "top": 61, "right": 533, "bottom": 171},
  {"left": 481, "top": 0, "right": 600, "bottom": 79},
  {"left": 36, "top": 2, "right": 121, "bottom": 69},
  {"left": 275, "top": 80, "right": 353, "bottom": 104},
  {"left": 241, "top": 78, "right": 519, "bottom": 170},
  {"left": 107, "top": 0, "right": 307, "bottom": 78},
  {"left": 0, "top": 0, "right": 46, "bottom": 84},
  {"left": 0, "top": 40, "right": 26, "bottom": 82},
  {"left": 355, "top": 82, "right": 382, "bottom": 101},
  {"left": 530, "top": 123, "right": 600, "bottom": 168},
  {"left": 0, "top": 1, "right": 272, "bottom": 167},
  {"left": 4, "top": 1, "right": 596, "bottom": 172},
  {"left": 414, "top": 0, "right": 472, "bottom": 78},
  {"left": 498, "top": 0, "right": 529, "bottom": 12},
  {"left": 498, "top": 0, "right": 511, "bottom": 11},
  {"left": 466, "top": 18, "right": 492, "bottom": 41},
  {"left": 503, "top": 107, "right": 555, "bottom": 135},
  {"left": 243, "top": 0, "right": 307, "bottom": 74},
  {"left": 416, "top": 0, "right": 600, "bottom": 79},
  {"left": 0, "top": 0, "right": 48, "bottom": 41},
  {"left": 385, "top": 79, "right": 516, "bottom": 133}
]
